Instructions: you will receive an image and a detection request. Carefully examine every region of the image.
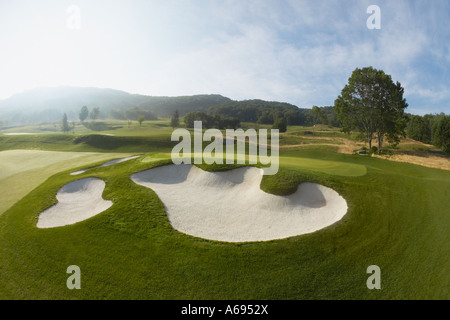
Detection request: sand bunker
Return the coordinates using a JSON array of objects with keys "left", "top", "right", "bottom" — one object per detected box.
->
[
  {"left": 131, "top": 164, "right": 348, "bottom": 242},
  {"left": 70, "top": 155, "right": 141, "bottom": 175},
  {"left": 37, "top": 178, "right": 112, "bottom": 228},
  {"left": 3, "top": 132, "right": 36, "bottom": 135},
  {"left": 100, "top": 155, "right": 141, "bottom": 167}
]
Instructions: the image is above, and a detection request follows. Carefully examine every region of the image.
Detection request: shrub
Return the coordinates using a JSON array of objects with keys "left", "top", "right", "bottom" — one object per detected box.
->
[{"left": 273, "top": 118, "right": 287, "bottom": 133}]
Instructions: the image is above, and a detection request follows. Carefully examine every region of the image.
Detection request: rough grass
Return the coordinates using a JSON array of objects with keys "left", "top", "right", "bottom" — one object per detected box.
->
[{"left": 279, "top": 134, "right": 345, "bottom": 146}]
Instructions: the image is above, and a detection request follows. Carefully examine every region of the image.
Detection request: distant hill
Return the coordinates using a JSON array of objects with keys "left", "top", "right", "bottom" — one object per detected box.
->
[
  {"left": 136, "top": 95, "right": 231, "bottom": 117},
  {"left": 0, "top": 87, "right": 231, "bottom": 125},
  {"left": 0, "top": 86, "right": 337, "bottom": 128}
]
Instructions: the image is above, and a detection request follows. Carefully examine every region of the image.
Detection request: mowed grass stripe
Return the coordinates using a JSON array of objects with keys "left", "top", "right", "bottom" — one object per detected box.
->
[{"left": 280, "top": 156, "right": 367, "bottom": 176}]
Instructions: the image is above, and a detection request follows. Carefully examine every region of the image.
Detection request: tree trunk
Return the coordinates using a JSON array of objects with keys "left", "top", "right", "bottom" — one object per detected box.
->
[
  {"left": 367, "top": 131, "right": 373, "bottom": 149},
  {"left": 377, "top": 133, "right": 383, "bottom": 153}
]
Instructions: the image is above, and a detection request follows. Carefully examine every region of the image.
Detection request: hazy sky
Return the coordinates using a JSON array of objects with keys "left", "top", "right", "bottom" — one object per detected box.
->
[{"left": 0, "top": 0, "right": 449, "bottom": 115}]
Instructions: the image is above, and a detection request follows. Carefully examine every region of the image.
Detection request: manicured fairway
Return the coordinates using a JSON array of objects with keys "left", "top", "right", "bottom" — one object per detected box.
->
[
  {"left": 0, "top": 150, "right": 137, "bottom": 215},
  {"left": 280, "top": 155, "right": 366, "bottom": 176}
]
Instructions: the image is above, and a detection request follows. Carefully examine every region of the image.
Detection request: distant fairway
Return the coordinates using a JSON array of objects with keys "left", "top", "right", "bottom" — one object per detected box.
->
[
  {"left": 0, "top": 150, "right": 137, "bottom": 214},
  {"left": 280, "top": 155, "right": 367, "bottom": 176}
]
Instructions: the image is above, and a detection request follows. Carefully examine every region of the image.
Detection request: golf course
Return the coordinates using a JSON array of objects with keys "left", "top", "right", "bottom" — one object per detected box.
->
[
  {"left": 2, "top": 0, "right": 450, "bottom": 305},
  {"left": 0, "top": 119, "right": 448, "bottom": 299}
]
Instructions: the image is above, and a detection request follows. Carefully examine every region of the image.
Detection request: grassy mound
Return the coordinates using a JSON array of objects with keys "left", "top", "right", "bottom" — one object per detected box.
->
[{"left": 0, "top": 133, "right": 175, "bottom": 153}]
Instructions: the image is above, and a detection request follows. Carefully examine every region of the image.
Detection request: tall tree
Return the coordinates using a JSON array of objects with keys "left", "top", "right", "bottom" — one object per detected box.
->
[
  {"left": 79, "top": 105, "right": 89, "bottom": 122},
  {"left": 432, "top": 114, "right": 450, "bottom": 152},
  {"left": 407, "top": 115, "right": 432, "bottom": 143},
  {"left": 90, "top": 107, "right": 100, "bottom": 121},
  {"left": 273, "top": 117, "right": 287, "bottom": 133},
  {"left": 334, "top": 67, "right": 408, "bottom": 152},
  {"left": 61, "top": 113, "right": 70, "bottom": 133},
  {"left": 311, "top": 106, "right": 326, "bottom": 125},
  {"left": 171, "top": 110, "right": 180, "bottom": 128},
  {"left": 184, "top": 111, "right": 210, "bottom": 128},
  {"left": 138, "top": 115, "right": 145, "bottom": 126}
]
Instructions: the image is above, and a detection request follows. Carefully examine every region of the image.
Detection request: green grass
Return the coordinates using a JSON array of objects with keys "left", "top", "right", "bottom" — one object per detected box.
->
[
  {"left": 287, "top": 125, "right": 359, "bottom": 139},
  {"left": 0, "top": 146, "right": 448, "bottom": 299},
  {"left": 0, "top": 122, "right": 448, "bottom": 299},
  {"left": 0, "top": 119, "right": 173, "bottom": 136},
  {"left": 0, "top": 150, "right": 139, "bottom": 215},
  {"left": 279, "top": 134, "right": 344, "bottom": 146},
  {"left": 278, "top": 149, "right": 367, "bottom": 177},
  {"left": 0, "top": 133, "right": 175, "bottom": 153}
]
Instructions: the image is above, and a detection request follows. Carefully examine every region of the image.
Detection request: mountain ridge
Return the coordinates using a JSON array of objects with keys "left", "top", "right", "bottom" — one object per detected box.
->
[{"left": 0, "top": 86, "right": 233, "bottom": 125}]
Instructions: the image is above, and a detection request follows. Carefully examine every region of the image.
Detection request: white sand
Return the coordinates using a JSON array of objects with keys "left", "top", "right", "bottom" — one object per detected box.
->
[
  {"left": 131, "top": 164, "right": 348, "bottom": 242},
  {"left": 3, "top": 132, "right": 36, "bottom": 135},
  {"left": 100, "top": 155, "right": 141, "bottom": 167},
  {"left": 37, "top": 177, "right": 112, "bottom": 228},
  {"left": 70, "top": 155, "right": 141, "bottom": 175},
  {"left": 70, "top": 169, "right": 89, "bottom": 175}
]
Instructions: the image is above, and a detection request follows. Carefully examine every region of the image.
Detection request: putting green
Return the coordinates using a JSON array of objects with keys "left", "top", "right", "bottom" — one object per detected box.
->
[
  {"left": 0, "top": 150, "right": 137, "bottom": 215},
  {"left": 280, "top": 156, "right": 367, "bottom": 176}
]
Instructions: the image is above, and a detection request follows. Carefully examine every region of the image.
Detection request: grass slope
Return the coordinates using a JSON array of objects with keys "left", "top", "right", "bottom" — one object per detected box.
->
[
  {"left": 0, "top": 133, "right": 174, "bottom": 153},
  {"left": 0, "top": 148, "right": 448, "bottom": 299},
  {"left": 0, "top": 150, "right": 138, "bottom": 215}
]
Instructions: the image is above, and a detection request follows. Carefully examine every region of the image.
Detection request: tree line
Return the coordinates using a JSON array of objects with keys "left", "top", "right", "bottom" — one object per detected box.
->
[
  {"left": 178, "top": 100, "right": 339, "bottom": 132},
  {"left": 56, "top": 72, "right": 448, "bottom": 155},
  {"left": 183, "top": 111, "right": 241, "bottom": 129},
  {"left": 406, "top": 113, "right": 449, "bottom": 152},
  {"left": 208, "top": 99, "right": 338, "bottom": 127},
  {"left": 109, "top": 107, "right": 157, "bottom": 121}
]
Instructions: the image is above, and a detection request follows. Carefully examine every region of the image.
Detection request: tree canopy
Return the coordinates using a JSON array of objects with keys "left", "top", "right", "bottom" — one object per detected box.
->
[
  {"left": 273, "top": 118, "right": 287, "bottom": 133},
  {"left": 334, "top": 67, "right": 408, "bottom": 152},
  {"left": 406, "top": 114, "right": 432, "bottom": 144},
  {"left": 90, "top": 107, "right": 100, "bottom": 121},
  {"left": 61, "top": 113, "right": 70, "bottom": 133},
  {"left": 79, "top": 106, "right": 89, "bottom": 122},
  {"left": 171, "top": 110, "right": 180, "bottom": 128},
  {"left": 183, "top": 111, "right": 240, "bottom": 129},
  {"left": 431, "top": 114, "right": 450, "bottom": 152}
]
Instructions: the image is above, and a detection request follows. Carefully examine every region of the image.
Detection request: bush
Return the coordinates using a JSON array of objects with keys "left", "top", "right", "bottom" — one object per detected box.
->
[
  {"left": 272, "top": 118, "right": 287, "bottom": 133},
  {"left": 371, "top": 146, "right": 378, "bottom": 154}
]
